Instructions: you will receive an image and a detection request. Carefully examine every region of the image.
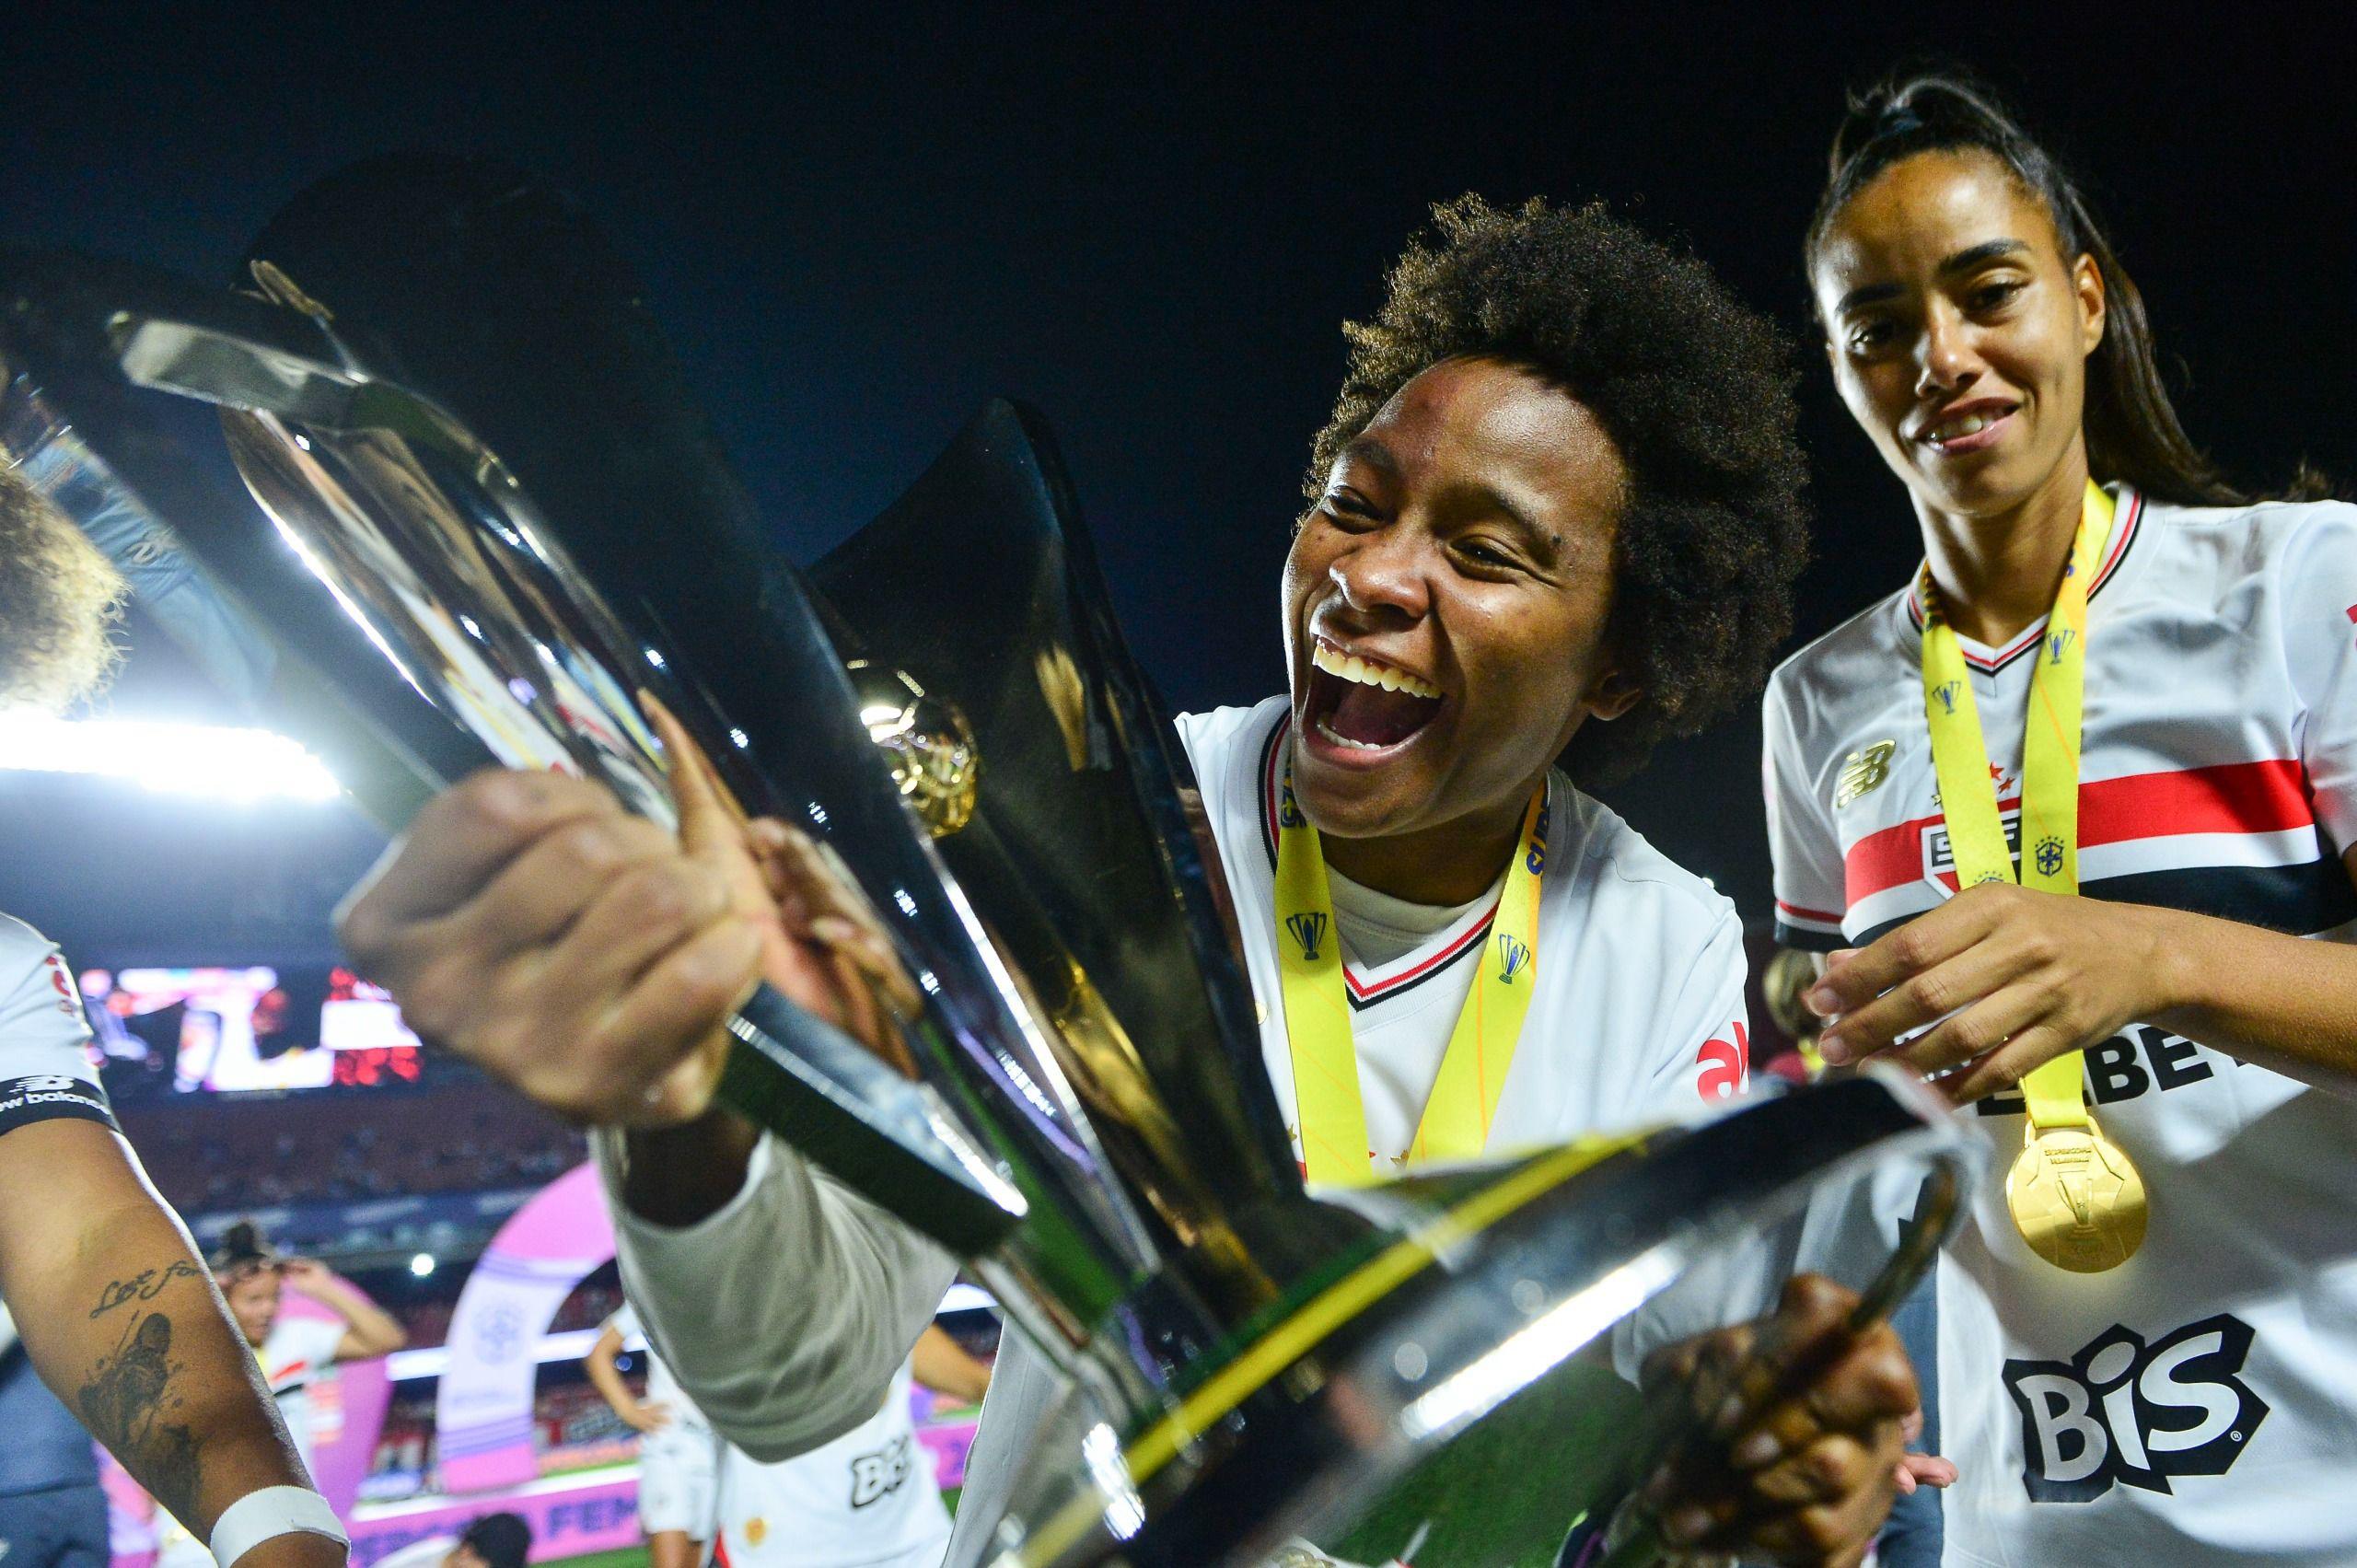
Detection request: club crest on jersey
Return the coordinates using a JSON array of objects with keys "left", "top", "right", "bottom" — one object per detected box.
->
[
  {"left": 1834, "top": 739, "right": 1896, "bottom": 808},
  {"left": 2047, "top": 627, "right": 2078, "bottom": 665},
  {"left": 1494, "top": 933, "right": 1531, "bottom": 984},
  {"left": 2034, "top": 835, "right": 2065, "bottom": 877},
  {"left": 2003, "top": 1314, "right": 2269, "bottom": 1504},
  {"left": 1932, "top": 679, "right": 1964, "bottom": 716},
  {"left": 1285, "top": 912, "right": 1329, "bottom": 961},
  {"left": 1924, "top": 810, "right": 2022, "bottom": 885}
]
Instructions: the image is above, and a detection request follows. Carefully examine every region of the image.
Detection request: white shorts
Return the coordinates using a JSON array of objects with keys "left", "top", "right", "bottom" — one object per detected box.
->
[{"left": 637, "top": 1423, "right": 721, "bottom": 1539}]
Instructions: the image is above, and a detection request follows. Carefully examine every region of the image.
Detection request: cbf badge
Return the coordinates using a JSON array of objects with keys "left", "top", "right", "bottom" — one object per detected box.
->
[
  {"left": 2006, "top": 1119, "right": 2149, "bottom": 1272},
  {"left": 1835, "top": 739, "right": 1895, "bottom": 809}
]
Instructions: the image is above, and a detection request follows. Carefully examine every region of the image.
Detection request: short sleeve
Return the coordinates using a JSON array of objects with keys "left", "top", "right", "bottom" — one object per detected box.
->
[
  {"left": 301, "top": 1315, "right": 351, "bottom": 1368},
  {"left": 0, "top": 915, "right": 113, "bottom": 1140},
  {"left": 1636, "top": 904, "right": 1753, "bottom": 1121},
  {"left": 2272, "top": 503, "right": 2357, "bottom": 854},
  {"left": 1762, "top": 675, "right": 1847, "bottom": 951}
]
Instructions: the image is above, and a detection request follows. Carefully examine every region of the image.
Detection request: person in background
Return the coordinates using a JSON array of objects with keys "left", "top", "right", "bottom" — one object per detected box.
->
[
  {"left": 712, "top": 1322, "right": 991, "bottom": 1568},
  {"left": 366, "top": 1511, "right": 532, "bottom": 1568},
  {"left": 585, "top": 1301, "right": 717, "bottom": 1568},
  {"left": 0, "top": 1298, "right": 109, "bottom": 1568},
  {"left": 0, "top": 460, "right": 348, "bottom": 1568},
  {"left": 207, "top": 1222, "right": 410, "bottom": 1476}
]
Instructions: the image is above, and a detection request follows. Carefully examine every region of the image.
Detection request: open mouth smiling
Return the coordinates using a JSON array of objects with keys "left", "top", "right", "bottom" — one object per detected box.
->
[{"left": 1304, "top": 638, "right": 1445, "bottom": 757}]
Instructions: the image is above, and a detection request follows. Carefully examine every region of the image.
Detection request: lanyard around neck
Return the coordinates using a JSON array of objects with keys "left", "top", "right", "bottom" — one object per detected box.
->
[
  {"left": 1918, "top": 480, "right": 2112, "bottom": 1131},
  {"left": 1271, "top": 750, "right": 1548, "bottom": 1187}
]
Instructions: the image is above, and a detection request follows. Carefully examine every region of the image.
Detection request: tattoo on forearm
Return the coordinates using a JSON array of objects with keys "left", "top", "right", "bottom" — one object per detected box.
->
[
  {"left": 90, "top": 1261, "right": 203, "bottom": 1318},
  {"left": 77, "top": 1311, "right": 203, "bottom": 1527}
]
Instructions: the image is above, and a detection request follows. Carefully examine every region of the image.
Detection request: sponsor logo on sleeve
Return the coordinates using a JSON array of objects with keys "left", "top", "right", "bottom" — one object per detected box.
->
[
  {"left": 0, "top": 1074, "right": 112, "bottom": 1136},
  {"left": 2003, "top": 1314, "right": 2269, "bottom": 1503},
  {"left": 1695, "top": 1022, "right": 1748, "bottom": 1102}
]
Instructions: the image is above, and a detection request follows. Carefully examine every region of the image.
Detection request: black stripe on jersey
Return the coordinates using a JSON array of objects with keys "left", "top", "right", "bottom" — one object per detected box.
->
[
  {"left": 0, "top": 1074, "right": 116, "bottom": 1138},
  {"left": 1844, "top": 857, "right": 2357, "bottom": 950},
  {"left": 1256, "top": 714, "right": 1284, "bottom": 867},
  {"left": 1773, "top": 920, "right": 1845, "bottom": 954},
  {"left": 1344, "top": 918, "right": 1492, "bottom": 1013}
]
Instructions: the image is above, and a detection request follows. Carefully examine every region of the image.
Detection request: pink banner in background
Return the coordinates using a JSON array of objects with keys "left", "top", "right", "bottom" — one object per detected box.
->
[{"left": 435, "top": 1164, "right": 614, "bottom": 1493}]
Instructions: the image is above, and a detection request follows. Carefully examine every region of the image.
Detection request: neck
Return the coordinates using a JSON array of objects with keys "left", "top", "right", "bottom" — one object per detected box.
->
[
  {"left": 1319, "top": 785, "right": 1534, "bottom": 906},
  {"left": 1920, "top": 441, "right": 2093, "bottom": 646}
]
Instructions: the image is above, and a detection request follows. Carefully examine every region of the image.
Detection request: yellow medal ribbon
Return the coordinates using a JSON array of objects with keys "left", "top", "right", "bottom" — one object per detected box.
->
[
  {"left": 1919, "top": 480, "right": 2146, "bottom": 1271},
  {"left": 1273, "top": 751, "right": 1547, "bottom": 1186}
]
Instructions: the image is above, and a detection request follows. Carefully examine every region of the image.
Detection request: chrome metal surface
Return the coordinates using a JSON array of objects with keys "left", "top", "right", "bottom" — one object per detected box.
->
[{"left": 0, "top": 160, "right": 1982, "bottom": 1567}]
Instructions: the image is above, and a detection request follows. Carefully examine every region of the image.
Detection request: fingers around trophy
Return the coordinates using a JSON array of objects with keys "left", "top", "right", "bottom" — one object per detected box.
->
[
  {"left": 547, "top": 854, "right": 737, "bottom": 995},
  {"left": 341, "top": 769, "right": 618, "bottom": 940},
  {"left": 454, "top": 811, "right": 689, "bottom": 951},
  {"left": 590, "top": 918, "right": 764, "bottom": 1109}
]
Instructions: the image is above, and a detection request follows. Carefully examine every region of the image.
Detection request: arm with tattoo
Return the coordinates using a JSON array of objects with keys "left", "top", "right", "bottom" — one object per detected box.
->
[{"left": 0, "top": 1120, "right": 343, "bottom": 1567}]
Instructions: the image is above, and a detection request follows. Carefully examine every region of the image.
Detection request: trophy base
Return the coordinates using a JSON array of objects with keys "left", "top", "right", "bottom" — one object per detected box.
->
[{"left": 986, "top": 1073, "right": 1965, "bottom": 1568}]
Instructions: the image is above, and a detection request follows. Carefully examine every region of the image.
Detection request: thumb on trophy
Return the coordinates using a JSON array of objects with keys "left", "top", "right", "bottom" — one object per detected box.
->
[{"left": 645, "top": 693, "right": 921, "bottom": 1080}]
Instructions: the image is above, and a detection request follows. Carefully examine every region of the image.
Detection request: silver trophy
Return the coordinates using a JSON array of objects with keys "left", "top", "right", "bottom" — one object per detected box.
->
[{"left": 0, "top": 159, "right": 1975, "bottom": 1567}]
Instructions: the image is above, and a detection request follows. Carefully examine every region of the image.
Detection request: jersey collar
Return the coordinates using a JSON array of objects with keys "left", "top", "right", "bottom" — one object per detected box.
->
[{"left": 1901, "top": 483, "right": 2144, "bottom": 674}]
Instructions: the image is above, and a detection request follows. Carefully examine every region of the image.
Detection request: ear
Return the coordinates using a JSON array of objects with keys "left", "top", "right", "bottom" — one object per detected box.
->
[
  {"left": 1584, "top": 667, "right": 1643, "bottom": 723},
  {"left": 2073, "top": 252, "right": 2107, "bottom": 358}
]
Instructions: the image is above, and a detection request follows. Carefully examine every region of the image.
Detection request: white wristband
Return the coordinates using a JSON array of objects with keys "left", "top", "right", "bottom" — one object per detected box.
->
[{"left": 209, "top": 1485, "right": 348, "bottom": 1567}]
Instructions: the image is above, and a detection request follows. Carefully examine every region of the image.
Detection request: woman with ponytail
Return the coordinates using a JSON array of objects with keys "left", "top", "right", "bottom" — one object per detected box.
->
[{"left": 1766, "top": 68, "right": 2357, "bottom": 1563}]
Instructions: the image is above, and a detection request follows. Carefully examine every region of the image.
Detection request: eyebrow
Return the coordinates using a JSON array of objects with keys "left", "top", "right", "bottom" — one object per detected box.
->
[
  {"left": 1339, "top": 435, "right": 1399, "bottom": 479},
  {"left": 1833, "top": 238, "right": 2034, "bottom": 316},
  {"left": 1468, "top": 482, "right": 1563, "bottom": 562}
]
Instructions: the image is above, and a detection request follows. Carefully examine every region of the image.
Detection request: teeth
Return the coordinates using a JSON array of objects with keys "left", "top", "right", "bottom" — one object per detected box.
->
[
  {"left": 1316, "top": 720, "right": 1385, "bottom": 751},
  {"left": 1931, "top": 412, "right": 1998, "bottom": 445},
  {"left": 1311, "top": 643, "right": 1441, "bottom": 699}
]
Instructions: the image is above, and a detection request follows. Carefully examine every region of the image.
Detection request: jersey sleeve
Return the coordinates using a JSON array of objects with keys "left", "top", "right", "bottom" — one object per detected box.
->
[
  {"left": 1635, "top": 902, "right": 1753, "bottom": 1121},
  {"left": 1762, "top": 674, "right": 1848, "bottom": 951},
  {"left": 0, "top": 916, "right": 114, "bottom": 1140},
  {"left": 2272, "top": 503, "right": 2357, "bottom": 856}
]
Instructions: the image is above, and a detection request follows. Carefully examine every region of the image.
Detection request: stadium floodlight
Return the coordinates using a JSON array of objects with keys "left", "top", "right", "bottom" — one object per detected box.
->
[
  {"left": 0, "top": 710, "right": 342, "bottom": 802},
  {"left": 408, "top": 1252, "right": 435, "bottom": 1278}
]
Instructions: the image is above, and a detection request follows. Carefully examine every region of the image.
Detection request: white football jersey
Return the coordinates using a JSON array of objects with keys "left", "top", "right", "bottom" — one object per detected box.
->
[
  {"left": 259, "top": 1313, "right": 347, "bottom": 1475},
  {"left": 1179, "top": 697, "right": 1752, "bottom": 1178},
  {"left": 1764, "top": 486, "right": 2357, "bottom": 1563},
  {"left": 714, "top": 1365, "right": 950, "bottom": 1568},
  {"left": 0, "top": 913, "right": 112, "bottom": 1140}
]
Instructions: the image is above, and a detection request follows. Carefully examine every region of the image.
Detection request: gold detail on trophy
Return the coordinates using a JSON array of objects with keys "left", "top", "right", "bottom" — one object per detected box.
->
[
  {"left": 2005, "top": 1119, "right": 2147, "bottom": 1272},
  {"left": 246, "top": 260, "right": 336, "bottom": 321},
  {"left": 1034, "top": 644, "right": 1092, "bottom": 772},
  {"left": 846, "top": 661, "right": 978, "bottom": 837},
  {"left": 1834, "top": 739, "right": 1896, "bottom": 808}
]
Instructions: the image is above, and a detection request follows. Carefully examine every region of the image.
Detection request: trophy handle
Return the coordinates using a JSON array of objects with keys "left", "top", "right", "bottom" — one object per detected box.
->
[
  {"left": 725, "top": 983, "right": 1026, "bottom": 1255},
  {"left": 0, "top": 255, "right": 1027, "bottom": 1259}
]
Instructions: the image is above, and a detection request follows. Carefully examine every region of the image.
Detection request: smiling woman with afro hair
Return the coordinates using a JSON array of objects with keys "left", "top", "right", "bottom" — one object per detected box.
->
[{"left": 1308, "top": 194, "right": 1811, "bottom": 788}]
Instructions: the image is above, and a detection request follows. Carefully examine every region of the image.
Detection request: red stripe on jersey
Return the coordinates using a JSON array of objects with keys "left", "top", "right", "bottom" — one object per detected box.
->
[
  {"left": 1842, "top": 758, "right": 2314, "bottom": 907},
  {"left": 1774, "top": 898, "right": 1843, "bottom": 923}
]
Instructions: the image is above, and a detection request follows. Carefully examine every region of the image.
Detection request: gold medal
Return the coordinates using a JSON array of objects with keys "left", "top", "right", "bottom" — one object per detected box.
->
[
  {"left": 1919, "top": 482, "right": 2149, "bottom": 1271},
  {"left": 2005, "top": 1118, "right": 2148, "bottom": 1272}
]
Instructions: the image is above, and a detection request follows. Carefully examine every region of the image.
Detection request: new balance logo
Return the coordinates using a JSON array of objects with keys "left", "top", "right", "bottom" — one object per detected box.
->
[
  {"left": 1286, "top": 912, "right": 1329, "bottom": 961},
  {"left": 2003, "top": 1314, "right": 2268, "bottom": 1503}
]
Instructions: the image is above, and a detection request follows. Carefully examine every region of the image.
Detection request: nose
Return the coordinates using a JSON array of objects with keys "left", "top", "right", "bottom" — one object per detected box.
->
[
  {"left": 1328, "top": 526, "right": 1433, "bottom": 625},
  {"left": 1912, "top": 300, "right": 1983, "bottom": 401}
]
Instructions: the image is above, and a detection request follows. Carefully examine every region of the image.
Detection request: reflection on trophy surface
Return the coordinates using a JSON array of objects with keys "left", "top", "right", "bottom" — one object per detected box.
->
[{"left": 0, "top": 158, "right": 1976, "bottom": 1567}]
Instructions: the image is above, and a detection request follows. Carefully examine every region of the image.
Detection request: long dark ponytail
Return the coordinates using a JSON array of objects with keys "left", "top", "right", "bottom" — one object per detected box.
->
[{"left": 1807, "top": 70, "right": 2331, "bottom": 507}]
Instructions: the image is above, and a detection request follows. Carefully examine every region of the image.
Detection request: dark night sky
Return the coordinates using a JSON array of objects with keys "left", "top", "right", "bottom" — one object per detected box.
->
[{"left": 6, "top": 2, "right": 2353, "bottom": 960}]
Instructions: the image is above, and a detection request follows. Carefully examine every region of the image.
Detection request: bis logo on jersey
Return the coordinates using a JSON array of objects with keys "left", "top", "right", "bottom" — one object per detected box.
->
[{"left": 2003, "top": 1313, "right": 2270, "bottom": 1502}]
